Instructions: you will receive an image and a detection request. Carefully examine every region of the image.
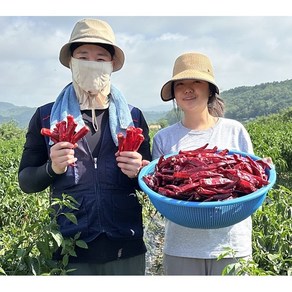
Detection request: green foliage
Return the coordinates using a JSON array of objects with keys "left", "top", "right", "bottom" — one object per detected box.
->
[
  {"left": 156, "top": 119, "right": 168, "bottom": 129},
  {"left": 1, "top": 116, "right": 292, "bottom": 276},
  {"left": 246, "top": 107, "right": 292, "bottom": 187},
  {"left": 218, "top": 109, "right": 292, "bottom": 276},
  {"left": 0, "top": 123, "right": 87, "bottom": 275},
  {"left": 251, "top": 186, "right": 291, "bottom": 275},
  {"left": 0, "top": 121, "right": 25, "bottom": 143},
  {"left": 220, "top": 185, "right": 291, "bottom": 276},
  {"left": 0, "top": 188, "right": 87, "bottom": 275},
  {"left": 219, "top": 247, "right": 272, "bottom": 275}
]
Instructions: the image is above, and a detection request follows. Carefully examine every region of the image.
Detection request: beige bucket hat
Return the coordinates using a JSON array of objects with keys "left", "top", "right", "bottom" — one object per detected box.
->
[
  {"left": 161, "top": 52, "right": 220, "bottom": 101},
  {"left": 59, "top": 18, "right": 125, "bottom": 72}
]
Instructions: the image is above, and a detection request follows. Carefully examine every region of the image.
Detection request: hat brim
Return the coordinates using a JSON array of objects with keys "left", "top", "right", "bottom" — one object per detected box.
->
[
  {"left": 59, "top": 38, "right": 125, "bottom": 72},
  {"left": 161, "top": 69, "right": 220, "bottom": 101}
]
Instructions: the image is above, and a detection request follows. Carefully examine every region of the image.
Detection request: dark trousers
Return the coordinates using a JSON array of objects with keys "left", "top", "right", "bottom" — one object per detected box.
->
[{"left": 66, "top": 254, "right": 145, "bottom": 275}]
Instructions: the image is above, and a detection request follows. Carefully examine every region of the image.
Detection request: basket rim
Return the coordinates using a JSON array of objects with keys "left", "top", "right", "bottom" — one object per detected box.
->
[{"left": 138, "top": 150, "right": 277, "bottom": 208}]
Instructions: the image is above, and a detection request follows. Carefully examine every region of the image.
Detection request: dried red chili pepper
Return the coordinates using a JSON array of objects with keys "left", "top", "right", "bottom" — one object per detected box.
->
[
  {"left": 71, "top": 126, "right": 90, "bottom": 144},
  {"left": 66, "top": 115, "right": 78, "bottom": 141},
  {"left": 58, "top": 120, "right": 67, "bottom": 142},
  {"left": 41, "top": 115, "right": 90, "bottom": 144},
  {"left": 40, "top": 128, "right": 59, "bottom": 144},
  {"left": 143, "top": 144, "right": 271, "bottom": 202},
  {"left": 117, "top": 126, "right": 145, "bottom": 152}
]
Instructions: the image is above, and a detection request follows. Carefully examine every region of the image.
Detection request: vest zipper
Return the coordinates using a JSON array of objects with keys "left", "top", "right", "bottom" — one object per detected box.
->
[{"left": 93, "top": 157, "right": 97, "bottom": 169}]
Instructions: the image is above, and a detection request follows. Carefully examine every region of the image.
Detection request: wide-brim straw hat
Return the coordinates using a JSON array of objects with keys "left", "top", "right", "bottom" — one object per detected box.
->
[
  {"left": 161, "top": 52, "right": 220, "bottom": 101},
  {"left": 59, "top": 18, "right": 125, "bottom": 72}
]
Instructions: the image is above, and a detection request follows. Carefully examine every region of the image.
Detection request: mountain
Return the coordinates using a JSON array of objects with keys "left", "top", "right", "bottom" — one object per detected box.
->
[
  {"left": 143, "top": 110, "right": 169, "bottom": 124},
  {"left": 0, "top": 101, "right": 167, "bottom": 128},
  {"left": 0, "top": 102, "right": 36, "bottom": 128},
  {"left": 142, "top": 103, "right": 173, "bottom": 112},
  {"left": 222, "top": 79, "right": 292, "bottom": 121},
  {"left": 1, "top": 79, "right": 292, "bottom": 127}
]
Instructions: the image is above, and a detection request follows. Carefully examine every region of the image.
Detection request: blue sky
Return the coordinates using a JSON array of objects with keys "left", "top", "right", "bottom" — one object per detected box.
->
[{"left": 1, "top": 2, "right": 292, "bottom": 111}]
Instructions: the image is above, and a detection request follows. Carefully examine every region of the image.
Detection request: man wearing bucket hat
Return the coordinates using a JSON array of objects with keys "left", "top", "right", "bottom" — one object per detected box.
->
[
  {"left": 18, "top": 18, "right": 151, "bottom": 275},
  {"left": 152, "top": 52, "right": 254, "bottom": 275}
]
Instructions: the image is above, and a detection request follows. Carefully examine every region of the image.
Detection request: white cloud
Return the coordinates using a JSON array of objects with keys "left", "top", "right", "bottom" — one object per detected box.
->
[
  {"left": 158, "top": 33, "right": 188, "bottom": 41},
  {"left": 1, "top": 16, "right": 292, "bottom": 110}
]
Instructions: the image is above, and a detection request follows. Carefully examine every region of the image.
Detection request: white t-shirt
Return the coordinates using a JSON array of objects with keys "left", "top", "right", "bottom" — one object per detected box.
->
[{"left": 151, "top": 117, "right": 254, "bottom": 258}]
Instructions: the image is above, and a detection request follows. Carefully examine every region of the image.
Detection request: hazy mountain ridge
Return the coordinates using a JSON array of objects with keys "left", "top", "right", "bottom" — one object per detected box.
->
[
  {"left": 222, "top": 79, "right": 292, "bottom": 121},
  {"left": 1, "top": 79, "right": 292, "bottom": 127},
  {"left": 0, "top": 102, "right": 166, "bottom": 127},
  {"left": 0, "top": 102, "right": 36, "bottom": 127}
]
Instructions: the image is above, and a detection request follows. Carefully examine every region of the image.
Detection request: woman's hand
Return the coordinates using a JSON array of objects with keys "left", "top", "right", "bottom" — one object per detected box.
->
[
  {"left": 50, "top": 141, "right": 77, "bottom": 174},
  {"left": 116, "top": 151, "right": 149, "bottom": 178}
]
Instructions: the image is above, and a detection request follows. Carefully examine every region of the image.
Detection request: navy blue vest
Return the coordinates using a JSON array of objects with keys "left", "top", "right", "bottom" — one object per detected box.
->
[{"left": 40, "top": 102, "right": 145, "bottom": 242}]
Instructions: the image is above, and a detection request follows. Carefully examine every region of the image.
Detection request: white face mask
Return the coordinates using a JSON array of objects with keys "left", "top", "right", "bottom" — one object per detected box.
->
[{"left": 70, "top": 57, "right": 113, "bottom": 95}]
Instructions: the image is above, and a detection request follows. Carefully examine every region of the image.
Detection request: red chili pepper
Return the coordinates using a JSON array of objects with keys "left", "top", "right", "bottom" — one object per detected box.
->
[
  {"left": 176, "top": 182, "right": 200, "bottom": 194},
  {"left": 58, "top": 120, "right": 67, "bottom": 142},
  {"left": 40, "top": 128, "right": 59, "bottom": 144},
  {"left": 236, "top": 178, "right": 258, "bottom": 193},
  {"left": 40, "top": 115, "right": 90, "bottom": 144},
  {"left": 117, "top": 126, "right": 145, "bottom": 152},
  {"left": 199, "top": 177, "right": 233, "bottom": 188},
  {"left": 196, "top": 187, "right": 217, "bottom": 196},
  {"left": 179, "top": 143, "right": 212, "bottom": 155},
  {"left": 66, "top": 114, "right": 77, "bottom": 142},
  {"left": 143, "top": 144, "right": 270, "bottom": 202},
  {"left": 71, "top": 126, "right": 90, "bottom": 144},
  {"left": 157, "top": 187, "right": 176, "bottom": 198},
  {"left": 132, "top": 134, "right": 145, "bottom": 152},
  {"left": 117, "top": 133, "right": 125, "bottom": 152}
]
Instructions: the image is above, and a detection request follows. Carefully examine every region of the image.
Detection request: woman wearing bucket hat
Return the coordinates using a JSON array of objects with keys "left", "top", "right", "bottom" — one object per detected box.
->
[
  {"left": 152, "top": 52, "right": 254, "bottom": 275},
  {"left": 18, "top": 18, "right": 151, "bottom": 275}
]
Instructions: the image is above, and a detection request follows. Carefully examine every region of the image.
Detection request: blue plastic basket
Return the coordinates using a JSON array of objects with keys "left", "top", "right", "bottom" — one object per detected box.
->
[{"left": 138, "top": 150, "right": 277, "bottom": 229}]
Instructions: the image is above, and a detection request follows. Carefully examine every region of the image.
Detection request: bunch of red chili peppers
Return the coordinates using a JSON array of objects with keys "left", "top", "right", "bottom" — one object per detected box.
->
[
  {"left": 143, "top": 144, "right": 271, "bottom": 202},
  {"left": 41, "top": 115, "right": 90, "bottom": 144},
  {"left": 117, "top": 126, "right": 145, "bottom": 152}
]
